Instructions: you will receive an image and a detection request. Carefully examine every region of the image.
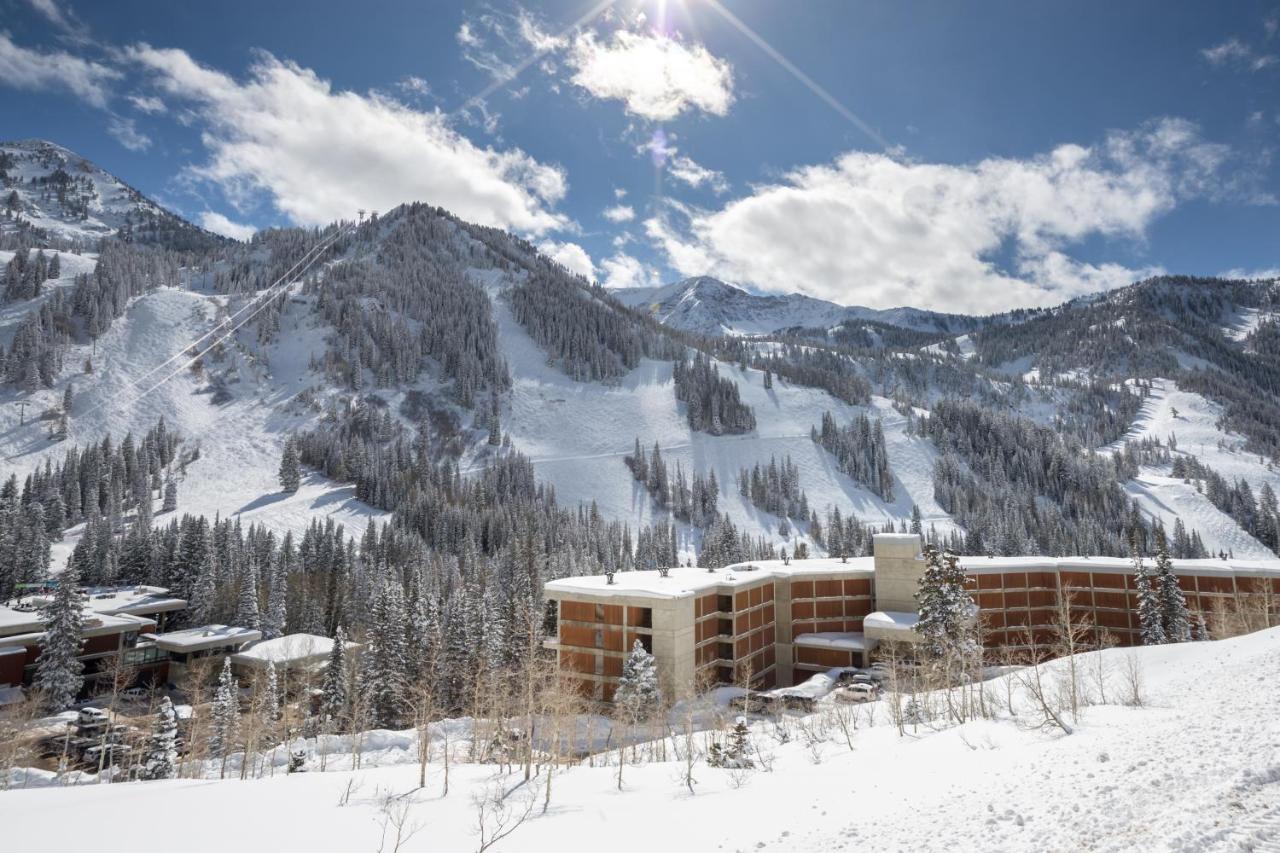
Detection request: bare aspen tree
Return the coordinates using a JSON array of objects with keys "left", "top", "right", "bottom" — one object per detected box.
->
[
  {"left": 1051, "top": 587, "right": 1096, "bottom": 722},
  {"left": 1120, "top": 651, "right": 1145, "bottom": 708},
  {"left": 473, "top": 780, "right": 536, "bottom": 853},
  {"left": 1012, "top": 625, "right": 1072, "bottom": 735}
]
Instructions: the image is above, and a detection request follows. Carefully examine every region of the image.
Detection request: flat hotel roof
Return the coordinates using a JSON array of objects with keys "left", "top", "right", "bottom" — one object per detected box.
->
[{"left": 545, "top": 553, "right": 1280, "bottom": 600}]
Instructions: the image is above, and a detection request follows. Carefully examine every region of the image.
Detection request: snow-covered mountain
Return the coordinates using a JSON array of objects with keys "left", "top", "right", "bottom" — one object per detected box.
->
[
  {"left": 613, "top": 275, "right": 976, "bottom": 336},
  {"left": 0, "top": 139, "right": 221, "bottom": 248},
  {"left": 2, "top": 141, "right": 1279, "bottom": 576}
]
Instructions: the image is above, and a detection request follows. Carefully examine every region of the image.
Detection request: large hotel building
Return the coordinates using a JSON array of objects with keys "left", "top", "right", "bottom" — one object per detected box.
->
[{"left": 543, "top": 533, "right": 1280, "bottom": 702}]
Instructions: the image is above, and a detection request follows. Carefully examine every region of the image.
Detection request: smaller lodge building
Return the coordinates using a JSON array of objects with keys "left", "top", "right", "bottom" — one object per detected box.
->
[
  {"left": 543, "top": 533, "right": 1280, "bottom": 703},
  {"left": 0, "top": 584, "right": 346, "bottom": 702}
]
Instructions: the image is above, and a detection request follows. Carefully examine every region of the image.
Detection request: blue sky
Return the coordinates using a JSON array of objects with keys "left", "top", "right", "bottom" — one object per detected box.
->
[{"left": 2, "top": 0, "right": 1279, "bottom": 312}]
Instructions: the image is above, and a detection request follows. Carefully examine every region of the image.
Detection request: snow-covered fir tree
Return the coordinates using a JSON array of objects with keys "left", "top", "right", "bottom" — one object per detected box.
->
[
  {"left": 278, "top": 436, "right": 301, "bottom": 494},
  {"left": 359, "top": 583, "right": 411, "bottom": 728},
  {"left": 1154, "top": 533, "right": 1191, "bottom": 643},
  {"left": 208, "top": 656, "right": 240, "bottom": 759},
  {"left": 614, "top": 639, "right": 661, "bottom": 722},
  {"left": 32, "top": 561, "right": 84, "bottom": 710},
  {"left": 262, "top": 660, "right": 281, "bottom": 722},
  {"left": 1133, "top": 548, "right": 1167, "bottom": 646},
  {"left": 140, "top": 696, "right": 179, "bottom": 780},
  {"left": 320, "top": 625, "right": 349, "bottom": 726},
  {"left": 914, "top": 545, "right": 976, "bottom": 660}
]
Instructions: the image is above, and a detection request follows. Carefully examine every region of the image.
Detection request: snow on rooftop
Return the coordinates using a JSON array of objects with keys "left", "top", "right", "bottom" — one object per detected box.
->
[
  {"left": 146, "top": 625, "right": 262, "bottom": 652},
  {"left": 230, "top": 634, "right": 351, "bottom": 667},
  {"left": 864, "top": 611, "right": 920, "bottom": 632},
  {"left": 544, "top": 557, "right": 877, "bottom": 599},
  {"left": 793, "top": 632, "right": 870, "bottom": 652}
]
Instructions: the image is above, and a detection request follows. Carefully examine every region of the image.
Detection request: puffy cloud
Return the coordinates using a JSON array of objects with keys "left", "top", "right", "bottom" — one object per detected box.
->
[
  {"left": 198, "top": 210, "right": 257, "bottom": 241},
  {"left": 603, "top": 204, "right": 635, "bottom": 223},
  {"left": 1201, "top": 38, "right": 1276, "bottom": 71},
  {"left": 668, "top": 154, "right": 728, "bottom": 194},
  {"left": 648, "top": 119, "right": 1249, "bottom": 312},
  {"left": 568, "top": 29, "right": 734, "bottom": 121},
  {"left": 107, "top": 116, "right": 151, "bottom": 151},
  {"left": 0, "top": 32, "right": 119, "bottom": 107},
  {"left": 126, "top": 45, "right": 568, "bottom": 234},
  {"left": 600, "top": 252, "right": 660, "bottom": 289},
  {"left": 128, "top": 93, "right": 166, "bottom": 114},
  {"left": 538, "top": 239, "right": 595, "bottom": 278}
]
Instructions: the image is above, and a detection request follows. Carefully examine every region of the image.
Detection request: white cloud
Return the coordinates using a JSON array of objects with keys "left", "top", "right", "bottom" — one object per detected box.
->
[
  {"left": 28, "top": 0, "right": 87, "bottom": 39},
  {"left": 647, "top": 119, "right": 1248, "bottom": 313},
  {"left": 603, "top": 204, "right": 635, "bottom": 223},
  {"left": 199, "top": 210, "right": 256, "bottom": 241},
  {"left": 613, "top": 187, "right": 627, "bottom": 199},
  {"left": 126, "top": 45, "right": 568, "bottom": 234},
  {"left": 107, "top": 116, "right": 151, "bottom": 151},
  {"left": 568, "top": 30, "right": 734, "bottom": 121},
  {"left": 397, "top": 76, "right": 431, "bottom": 98},
  {"left": 128, "top": 93, "right": 166, "bottom": 114},
  {"left": 1201, "top": 38, "right": 1277, "bottom": 71},
  {"left": 538, "top": 239, "right": 595, "bottom": 278},
  {"left": 457, "top": 7, "right": 564, "bottom": 84},
  {"left": 0, "top": 32, "right": 119, "bottom": 107},
  {"left": 668, "top": 154, "right": 728, "bottom": 194},
  {"left": 600, "top": 252, "right": 660, "bottom": 289},
  {"left": 1220, "top": 266, "right": 1280, "bottom": 280}
]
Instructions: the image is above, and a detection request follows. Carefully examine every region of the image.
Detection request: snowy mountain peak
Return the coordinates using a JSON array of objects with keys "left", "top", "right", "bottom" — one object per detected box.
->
[
  {"left": 0, "top": 139, "right": 218, "bottom": 248},
  {"left": 613, "top": 275, "right": 975, "bottom": 337}
]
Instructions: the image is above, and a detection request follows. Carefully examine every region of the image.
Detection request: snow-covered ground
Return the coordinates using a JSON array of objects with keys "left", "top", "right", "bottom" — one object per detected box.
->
[{"left": 6, "top": 627, "right": 1278, "bottom": 852}]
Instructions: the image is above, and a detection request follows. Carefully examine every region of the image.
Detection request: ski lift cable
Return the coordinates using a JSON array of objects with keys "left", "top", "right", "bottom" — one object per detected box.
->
[
  {"left": 93, "top": 223, "right": 349, "bottom": 403},
  {"left": 78, "top": 222, "right": 354, "bottom": 421}
]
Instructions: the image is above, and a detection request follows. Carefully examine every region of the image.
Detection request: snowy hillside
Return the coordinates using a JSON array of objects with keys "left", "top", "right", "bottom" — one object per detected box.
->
[
  {"left": 0, "top": 139, "right": 220, "bottom": 248},
  {"left": 8, "top": 624, "right": 1278, "bottom": 852},
  {"left": 488, "top": 289, "right": 955, "bottom": 557}
]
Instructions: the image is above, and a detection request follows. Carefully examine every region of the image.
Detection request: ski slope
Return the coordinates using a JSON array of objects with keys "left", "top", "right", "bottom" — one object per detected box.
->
[
  {"left": 489, "top": 290, "right": 955, "bottom": 558},
  {"left": 1105, "top": 378, "right": 1280, "bottom": 559},
  {"left": 0, "top": 284, "right": 388, "bottom": 569},
  {"left": 7, "top": 625, "right": 1278, "bottom": 852}
]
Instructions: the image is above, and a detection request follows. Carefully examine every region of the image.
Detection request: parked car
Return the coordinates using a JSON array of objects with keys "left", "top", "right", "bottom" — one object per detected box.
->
[
  {"left": 77, "top": 707, "right": 109, "bottom": 728},
  {"left": 118, "top": 687, "right": 150, "bottom": 703},
  {"left": 834, "top": 683, "right": 879, "bottom": 703}
]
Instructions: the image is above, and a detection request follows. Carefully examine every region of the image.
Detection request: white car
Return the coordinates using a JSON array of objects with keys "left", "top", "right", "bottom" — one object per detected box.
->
[{"left": 834, "top": 683, "right": 879, "bottom": 703}]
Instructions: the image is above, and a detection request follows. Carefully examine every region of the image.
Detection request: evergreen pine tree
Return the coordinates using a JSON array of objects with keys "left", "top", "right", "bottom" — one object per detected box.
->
[
  {"left": 162, "top": 477, "right": 177, "bottom": 513},
  {"left": 278, "top": 437, "right": 301, "bottom": 494},
  {"left": 320, "top": 625, "right": 349, "bottom": 727},
  {"left": 614, "top": 639, "right": 660, "bottom": 722},
  {"left": 1133, "top": 550, "right": 1166, "bottom": 645},
  {"left": 1154, "top": 537, "right": 1191, "bottom": 643},
  {"left": 262, "top": 660, "right": 281, "bottom": 722},
  {"left": 234, "top": 565, "right": 261, "bottom": 631},
  {"left": 140, "top": 696, "right": 179, "bottom": 780},
  {"left": 359, "top": 584, "right": 411, "bottom": 728},
  {"left": 32, "top": 562, "right": 84, "bottom": 710},
  {"left": 208, "top": 657, "right": 240, "bottom": 759},
  {"left": 914, "top": 545, "right": 976, "bottom": 660}
]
